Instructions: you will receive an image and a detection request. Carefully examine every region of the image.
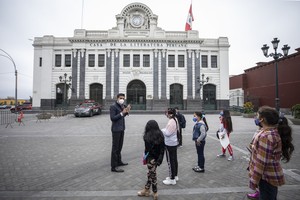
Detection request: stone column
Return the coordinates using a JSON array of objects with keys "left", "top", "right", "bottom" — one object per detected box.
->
[
  {"left": 105, "top": 49, "right": 112, "bottom": 100},
  {"left": 187, "top": 49, "right": 193, "bottom": 99},
  {"left": 160, "top": 49, "right": 167, "bottom": 99},
  {"left": 195, "top": 50, "right": 201, "bottom": 99},
  {"left": 113, "top": 49, "right": 120, "bottom": 96},
  {"left": 153, "top": 49, "right": 159, "bottom": 99},
  {"left": 71, "top": 49, "right": 78, "bottom": 100},
  {"left": 79, "top": 49, "right": 86, "bottom": 100}
]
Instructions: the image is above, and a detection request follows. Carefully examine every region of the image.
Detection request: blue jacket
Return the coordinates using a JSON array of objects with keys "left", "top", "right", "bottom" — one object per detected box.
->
[{"left": 192, "top": 121, "right": 207, "bottom": 142}]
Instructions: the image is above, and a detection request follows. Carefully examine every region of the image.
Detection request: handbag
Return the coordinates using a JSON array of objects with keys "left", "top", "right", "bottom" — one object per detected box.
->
[{"left": 142, "top": 152, "right": 149, "bottom": 165}]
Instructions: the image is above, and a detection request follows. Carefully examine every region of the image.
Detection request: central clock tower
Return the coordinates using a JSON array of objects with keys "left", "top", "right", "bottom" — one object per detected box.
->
[{"left": 115, "top": 2, "right": 159, "bottom": 35}]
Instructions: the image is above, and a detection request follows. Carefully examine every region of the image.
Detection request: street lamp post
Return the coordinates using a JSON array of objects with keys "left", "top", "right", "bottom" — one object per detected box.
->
[
  {"left": 197, "top": 74, "right": 209, "bottom": 112},
  {"left": 59, "top": 73, "right": 72, "bottom": 110},
  {"left": 0, "top": 49, "right": 18, "bottom": 114},
  {"left": 261, "top": 38, "right": 290, "bottom": 111}
]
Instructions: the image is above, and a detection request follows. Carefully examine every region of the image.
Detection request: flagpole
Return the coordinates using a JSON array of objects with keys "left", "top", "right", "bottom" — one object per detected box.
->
[{"left": 81, "top": 0, "right": 84, "bottom": 29}]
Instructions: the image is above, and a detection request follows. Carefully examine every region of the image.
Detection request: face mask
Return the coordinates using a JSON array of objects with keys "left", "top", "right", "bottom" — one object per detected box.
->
[
  {"left": 118, "top": 99, "right": 124, "bottom": 105},
  {"left": 192, "top": 117, "right": 198, "bottom": 122},
  {"left": 254, "top": 118, "right": 262, "bottom": 127}
]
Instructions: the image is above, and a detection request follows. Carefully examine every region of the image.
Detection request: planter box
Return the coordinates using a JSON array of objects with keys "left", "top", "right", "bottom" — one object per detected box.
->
[
  {"left": 36, "top": 113, "right": 52, "bottom": 122},
  {"left": 230, "top": 111, "right": 242, "bottom": 116},
  {"left": 288, "top": 118, "right": 300, "bottom": 125},
  {"left": 242, "top": 113, "right": 256, "bottom": 118}
]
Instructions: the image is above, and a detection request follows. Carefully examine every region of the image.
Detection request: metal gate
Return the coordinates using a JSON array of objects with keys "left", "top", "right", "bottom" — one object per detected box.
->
[
  {"left": 90, "top": 83, "right": 103, "bottom": 104},
  {"left": 170, "top": 84, "right": 183, "bottom": 109},
  {"left": 203, "top": 84, "right": 216, "bottom": 110},
  {"left": 126, "top": 80, "right": 146, "bottom": 110}
]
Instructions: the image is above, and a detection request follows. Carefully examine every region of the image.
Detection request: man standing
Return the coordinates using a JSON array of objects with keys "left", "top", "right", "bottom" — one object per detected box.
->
[
  {"left": 174, "top": 107, "right": 186, "bottom": 147},
  {"left": 110, "top": 93, "right": 131, "bottom": 172}
]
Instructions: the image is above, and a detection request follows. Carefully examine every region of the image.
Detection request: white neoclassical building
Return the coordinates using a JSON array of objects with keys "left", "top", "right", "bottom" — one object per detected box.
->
[{"left": 32, "top": 2, "right": 230, "bottom": 111}]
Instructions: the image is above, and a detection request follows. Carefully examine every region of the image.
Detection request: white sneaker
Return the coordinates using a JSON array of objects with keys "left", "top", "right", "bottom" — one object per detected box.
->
[
  {"left": 166, "top": 176, "right": 179, "bottom": 181},
  {"left": 228, "top": 156, "right": 234, "bottom": 161},
  {"left": 163, "top": 178, "right": 176, "bottom": 185}
]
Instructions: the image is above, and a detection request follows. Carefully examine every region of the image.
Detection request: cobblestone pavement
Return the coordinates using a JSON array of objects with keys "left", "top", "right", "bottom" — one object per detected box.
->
[{"left": 0, "top": 113, "right": 299, "bottom": 200}]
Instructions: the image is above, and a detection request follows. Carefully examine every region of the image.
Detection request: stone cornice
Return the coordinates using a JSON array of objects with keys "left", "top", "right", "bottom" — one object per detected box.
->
[{"left": 68, "top": 38, "right": 204, "bottom": 44}]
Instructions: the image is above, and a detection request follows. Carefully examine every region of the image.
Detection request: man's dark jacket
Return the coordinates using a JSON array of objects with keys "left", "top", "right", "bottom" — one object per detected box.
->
[{"left": 110, "top": 102, "right": 127, "bottom": 132}]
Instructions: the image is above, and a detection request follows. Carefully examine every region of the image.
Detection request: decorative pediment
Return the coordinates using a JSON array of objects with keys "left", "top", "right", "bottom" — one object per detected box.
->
[{"left": 117, "top": 2, "right": 157, "bottom": 30}]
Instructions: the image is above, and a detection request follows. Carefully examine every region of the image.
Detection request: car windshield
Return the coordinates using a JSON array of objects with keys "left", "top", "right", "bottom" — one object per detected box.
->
[{"left": 80, "top": 103, "right": 93, "bottom": 107}]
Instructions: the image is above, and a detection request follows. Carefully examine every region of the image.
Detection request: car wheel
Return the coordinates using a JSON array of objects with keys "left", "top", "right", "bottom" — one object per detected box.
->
[
  {"left": 89, "top": 111, "right": 93, "bottom": 117},
  {"left": 98, "top": 109, "right": 102, "bottom": 115}
]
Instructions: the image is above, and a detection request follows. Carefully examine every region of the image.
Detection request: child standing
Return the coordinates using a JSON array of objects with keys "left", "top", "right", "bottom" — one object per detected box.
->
[
  {"left": 192, "top": 112, "right": 209, "bottom": 173},
  {"left": 137, "top": 120, "right": 165, "bottom": 200},
  {"left": 217, "top": 110, "right": 234, "bottom": 161}
]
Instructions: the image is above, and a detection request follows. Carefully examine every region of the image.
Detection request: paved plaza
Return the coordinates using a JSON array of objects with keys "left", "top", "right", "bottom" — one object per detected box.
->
[{"left": 0, "top": 112, "right": 299, "bottom": 200}]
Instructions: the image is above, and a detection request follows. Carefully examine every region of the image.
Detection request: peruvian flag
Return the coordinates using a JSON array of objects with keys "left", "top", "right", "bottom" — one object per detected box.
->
[{"left": 185, "top": 3, "right": 194, "bottom": 31}]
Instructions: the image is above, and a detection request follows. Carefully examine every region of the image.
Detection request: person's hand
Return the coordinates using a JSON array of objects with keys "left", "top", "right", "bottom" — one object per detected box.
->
[
  {"left": 126, "top": 104, "right": 131, "bottom": 112},
  {"left": 150, "top": 159, "right": 155, "bottom": 165},
  {"left": 156, "top": 159, "right": 162, "bottom": 166},
  {"left": 220, "top": 133, "right": 225, "bottom": 139}
]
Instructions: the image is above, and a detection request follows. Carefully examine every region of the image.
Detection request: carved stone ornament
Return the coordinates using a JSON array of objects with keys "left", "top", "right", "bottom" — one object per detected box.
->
[{"left": 130, "top": 14, "right": 144, "bottom": 28}]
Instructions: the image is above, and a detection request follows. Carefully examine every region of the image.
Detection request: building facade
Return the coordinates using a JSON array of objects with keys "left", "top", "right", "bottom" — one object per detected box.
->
[
  {"left": 32, "top": 2, "right": 230, "bottom": 111},
  {"left": 229, "top": 47, "right": 300, "bottom": 111},
  {"left": 229, "top": 74, "right": 245, "bottom": 108}
]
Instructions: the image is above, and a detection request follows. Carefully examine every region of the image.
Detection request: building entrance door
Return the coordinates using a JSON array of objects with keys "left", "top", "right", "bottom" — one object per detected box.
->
[
  {"left": 203, "top": 84, "right": 216, "bottom": 110},
  {"left": 56, "top": 83, "right": 69, "bottom": 107},
  {"left": 127, "top": 80, "right": 146, "bottom": 110},
  {"left": 90, "top": 83, "right": 103, "bottom": 104},
  {"left": 170, "top": 84, "right": 184, "bottom": 109}
]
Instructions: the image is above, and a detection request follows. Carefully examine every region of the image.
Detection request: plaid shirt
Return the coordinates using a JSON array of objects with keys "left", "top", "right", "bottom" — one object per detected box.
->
[{"left": 248, "top": 128, "right": 284, "bottom": 190}]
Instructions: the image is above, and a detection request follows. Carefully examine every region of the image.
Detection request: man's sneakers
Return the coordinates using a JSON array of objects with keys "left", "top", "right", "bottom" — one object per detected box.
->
[{"left": 217, "top": 153, "right": 226, "bottom": 157}]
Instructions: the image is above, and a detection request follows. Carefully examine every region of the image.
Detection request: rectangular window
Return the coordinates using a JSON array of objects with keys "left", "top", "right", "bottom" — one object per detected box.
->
[
  {"left": 123, "top": 54, "right": 130, "bottom": 67},
  {"left": 143, "top": 54, "right": 150, "bottom": 67},
  {"left": 178, "top": 55, "right": 184, "bottom": 67},
  {"left": 211, "top": 55, "right": 218, "bottom": 68},
  {"left": 98, "top": 54, "right": 105, "bottom": 67},
  {"left": 168, "top": 55, "right": 175, "bottom": 67},
  {"left": 39, "top": 57, "right": 42, "bottom": 67},
  {"left": 88, "top": 54, "right": 95, "bottom": 67},
  {"left": 201, "top": 55, "right": 208, "bottom": 68},
  {"left": 55, "top": 54, "right": 61, "bottom": 67},
  {"left": 133, "top": 54, "right": 140, "bottom": 67},
  {"left": 65, "top": 54, "right": 71, "bottom": 67}
]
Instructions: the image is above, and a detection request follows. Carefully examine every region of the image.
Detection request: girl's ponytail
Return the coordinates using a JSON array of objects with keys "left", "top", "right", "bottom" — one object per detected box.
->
[{"left": 278, "top": 116, "right": 294, "bottom": 163}]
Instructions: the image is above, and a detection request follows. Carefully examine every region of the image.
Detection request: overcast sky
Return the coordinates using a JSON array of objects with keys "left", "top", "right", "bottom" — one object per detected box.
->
[{"left": 1, "top": 0, "right": 300, "bottom": 99}]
